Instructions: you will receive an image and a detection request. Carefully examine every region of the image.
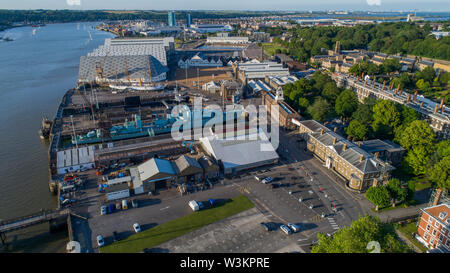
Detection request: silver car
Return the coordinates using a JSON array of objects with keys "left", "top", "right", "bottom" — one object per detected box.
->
[
  {"left": 280, "top": 225, "right": 292, "bottom": 235},
  {"left": 288, "top": 223, "right": 300, "bottom": 233}
]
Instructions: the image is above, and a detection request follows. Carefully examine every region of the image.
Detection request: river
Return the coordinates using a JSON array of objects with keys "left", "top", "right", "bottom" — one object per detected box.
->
[{"left": 0, "top": 22, "right": 114, "bottom": 251}]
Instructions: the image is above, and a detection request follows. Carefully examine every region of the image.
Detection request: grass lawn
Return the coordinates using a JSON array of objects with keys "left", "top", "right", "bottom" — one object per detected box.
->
[
  {"left": 100, "top": 195, "right": 254, "bottom": 253},
  {"left": 261, "top": 43, "right": 287, "bottom": 56},
  {"left": 396, "top": 222, "right": 428, "bottom": 253}
]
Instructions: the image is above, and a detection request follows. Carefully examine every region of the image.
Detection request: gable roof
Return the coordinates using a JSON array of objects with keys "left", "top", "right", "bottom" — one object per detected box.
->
[
  {"left": 173, "top": 155, "right": 203, "bottom": 176},
  {"left": 137, "top": 157, "right": 176, "bottom": 182}
]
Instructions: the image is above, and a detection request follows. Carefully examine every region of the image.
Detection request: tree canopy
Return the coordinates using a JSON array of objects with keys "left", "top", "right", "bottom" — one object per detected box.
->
[
  {"left": 311, "top": 215, "right": 411, "bottom": 253},
  {"left": 335, "top": 89, "right": 359, "bottom": 118}
]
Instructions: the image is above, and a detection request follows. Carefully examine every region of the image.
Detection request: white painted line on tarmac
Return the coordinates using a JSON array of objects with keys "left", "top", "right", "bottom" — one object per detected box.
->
[{"left": 160, "top": 206, "right": 170, "bottom": 210}]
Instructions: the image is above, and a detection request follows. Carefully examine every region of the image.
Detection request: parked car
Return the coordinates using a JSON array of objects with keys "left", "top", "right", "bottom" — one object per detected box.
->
[
  {"left": 280, "top": 225, "right": 292, "bottom": 235},
  {"left": 133, "top": 223, "right": 141, "bottom": 233},
  {"left": 122, "top": 199, "right": 128, "bottom": 210},
  {"left": 131, "top": 199, "right": 139, "bottom": 208},
  {"left": 96, "top": 235, "right": 104, "bottom": 247},
  {"left": 288, "top": 223, "right": 300, "bottom": 233},
  {"left": 271, "top": 183, "right": 281, "bottom": 189},
  {"left": 100, "top": 205, "right": 107, "bottom": 215},
  {"left": 260, "top": 222, "right": 270, "bottom": 232},
  {"left": 108, "top": 204, "right": 115, "bottom": 214},
  {"left": 189, "top": 200, "right": 200, "bottom": 211},
  {"left": 261, "top": 177, "right": 273, "bottom": 184},
  {"left": 112, "top": 231, "right": 119, "bottom": 242}
]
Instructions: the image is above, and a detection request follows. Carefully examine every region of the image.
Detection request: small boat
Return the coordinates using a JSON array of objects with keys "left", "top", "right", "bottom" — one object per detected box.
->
[{"left": 39, "top": 117, "right": 53, "bottom": 139}]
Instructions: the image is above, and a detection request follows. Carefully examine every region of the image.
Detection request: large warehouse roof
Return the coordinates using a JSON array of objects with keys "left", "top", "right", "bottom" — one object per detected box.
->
[
  {"left": 88, "top": 44, "right": 167, "bottom": 66},
  {"left": 200, "top": 130, "right": 279, "bottom": 170},
  {"left": 78, "top": 55, "right": 168, "bottom": 82},
  {"left": 57, "top": 146, "right": 95, "bottom": 169}
]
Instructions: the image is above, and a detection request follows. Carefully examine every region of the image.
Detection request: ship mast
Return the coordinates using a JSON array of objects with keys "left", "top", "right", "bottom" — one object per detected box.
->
[
  {"left": 147, "top": 57, "right": 153, "bottom": 84},
  {"left": 124, "top": 56, "right": 130, "bottom": 83}
]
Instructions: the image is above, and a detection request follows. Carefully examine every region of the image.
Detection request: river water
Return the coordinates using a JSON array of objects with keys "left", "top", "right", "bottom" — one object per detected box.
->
[{"left": 0, "top": 23, "right": 113, "bottom": 251}]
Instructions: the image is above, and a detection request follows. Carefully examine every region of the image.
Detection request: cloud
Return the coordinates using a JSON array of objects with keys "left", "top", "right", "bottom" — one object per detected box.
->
[
  {"left": 366, "top": 0, "right": 382, "bottom": 6},
  {"left": 66, "top": 0, "right": 81, "bottom": 6}
]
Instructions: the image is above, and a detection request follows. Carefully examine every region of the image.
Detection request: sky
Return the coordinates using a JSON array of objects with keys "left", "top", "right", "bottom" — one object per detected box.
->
[{"left": 1, "top": 0, "right": 449, "bottom": 12}]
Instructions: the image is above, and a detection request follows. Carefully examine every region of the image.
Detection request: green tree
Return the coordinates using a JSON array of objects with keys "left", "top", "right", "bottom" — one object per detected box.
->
[
  {"left": 428, "top": 156, "right": 450, "bottom": 191},
  {"left": 352, "top": 103, "right": 374, "bottom": 125},
  {"left": 416, "top": 66, "right": 436, "bottom": 83},
  {"left": 298, "top": 97, "right": 310, "bottom": 112},
  {"left": 397, "top": 120, "right": 436, "bottom": 152},
  {"left": 307, "top": 97, "right": 333, "bottom": 122},
  {"left": 403, "top": 146, "right": 432, "bottom": 176},
  {"left": 311, "top": 215, "right": 411, "bottom": 253},
  {"left": 335, "top": 89, "right": 358, "bottom": 119},
  {"left": 322, "top": 82, "right": 341, "bottom": 103},
  {"left": 372, "top": 100, "right": 401, "bottom": 139},
  {"left": 382, "top": 58, "right": 401, "bottom": 74},
  {"left": 386, "top": 178, "right": 407, "bottom": 205},
  {"left": 366, "top": 186, "right": 391, "bottom": 209},
  {"left": 416, "top": 79, "right": 431, "bottom": 91},
  {"left": 345, "top": 120, "right": 369, "bottom": 140}
]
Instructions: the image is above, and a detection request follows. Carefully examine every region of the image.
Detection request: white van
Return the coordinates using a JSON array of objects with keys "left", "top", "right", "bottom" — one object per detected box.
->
[
  {"left": 122, "top": 199, "right": 128, "bottom": 210},
  {"left": 189, "top": 200, "right": 199, "bottom": 211}
]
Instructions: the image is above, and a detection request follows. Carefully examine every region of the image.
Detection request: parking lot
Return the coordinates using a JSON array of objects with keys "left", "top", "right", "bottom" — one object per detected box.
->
[
  {"left": 152, "top": 207, "right": 304, "bottom": 253},
  {"left": 67, "top": 129, "right": 367, "bottom": 253}
]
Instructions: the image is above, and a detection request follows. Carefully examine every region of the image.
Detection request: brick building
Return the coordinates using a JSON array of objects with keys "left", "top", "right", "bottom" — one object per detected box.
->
[
  {"left": 261, "top": 87, "right": 301, "bottom": 130},
  {"left": 417, "top": 203, "right": 450, "bottom": 253}
]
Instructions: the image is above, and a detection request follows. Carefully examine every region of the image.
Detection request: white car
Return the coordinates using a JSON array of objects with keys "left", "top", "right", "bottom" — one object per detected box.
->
[
  {"left": 280, "top": 225, "right": 292, "bottom": 235},
  {"left": 133, "top": 223, "right": 141, "bottom": 233},
  {"left": 96, "top": 235, "right": 104, "bottom": 247},
  {"left": 288, "top": 223, "right": 301, "bottom": 233},
  {"left": 261, "top": 177, "right": 273, "bottom": 184}
]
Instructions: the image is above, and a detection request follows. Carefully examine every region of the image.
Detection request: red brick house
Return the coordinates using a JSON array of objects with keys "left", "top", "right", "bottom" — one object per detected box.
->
[{"left": 417, "top": 203, "right": 450, "bottom": 252}]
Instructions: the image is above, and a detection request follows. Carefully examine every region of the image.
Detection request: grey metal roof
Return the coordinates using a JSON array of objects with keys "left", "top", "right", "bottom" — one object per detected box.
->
[
  {"left": 299, "top": 120, "right": 330, "bottom": 133},
  {"left": 88, "top": 44, "right": 167, "bottom": 66},
  {"left": 200, "top": 131, "right": 279, "bottom": 170},
  {"left": 173, "top": 155, "right": 202, "bottom": 176},
  {"left": 198, "top": 156, "right": 219, "bottom": 171},
  {"left": 359, "top": 139, "right": 405, "bottom": 154},
  {"left": 137, "top": 157, "right": 176, "bottom": 182},
  {"left": 78, "top": 55, "right": 168, "bottom": 82}
]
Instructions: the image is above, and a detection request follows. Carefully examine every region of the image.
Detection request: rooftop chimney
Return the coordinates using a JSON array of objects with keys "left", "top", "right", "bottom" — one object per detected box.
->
[
  {"left": 399, "top": 90, "right": 403, "bottom": 96},
  {"left": 333, "top": 127, "right": 338, "bottom": 133},
  {"left": 333, "top": 137, "right": 337, "bottom": 145},
  {"left": 343, "top": 143, "right": 348, "bottom": 151},
  {"left": 359, "top": 154, "right": 364, "bottom": 162},
  {"left": 440, "top": 98, "right": 444, "bottom": 109},
  {"left": 442, "top": 105, "right": 446, "bottom": 114},
  {"left": 420, "top": 102, "right": 424, "bottom": 108},
  {"left": 358, "top": 141, "right": 362, "bottom": 147},
  {"left": 434, "top": 104, "right": 439, "bottom": 114},
  {"left": 407, "top": 94, "right": 411, "bottom": 103},
  {"left": 414, "top": 91, "right": 418, "bottom": 101},
  {"left": 382, "top": 81, "right": 386, "bottom": 91},
  {"left": 320, "top": 129, "right": 324, "bottom": 135},
  {"left": 374, "top": 152, "right": 379, "bottom": 158}
]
